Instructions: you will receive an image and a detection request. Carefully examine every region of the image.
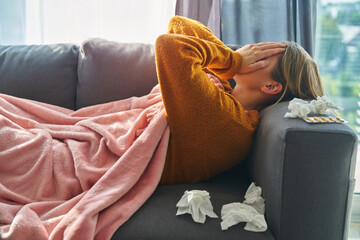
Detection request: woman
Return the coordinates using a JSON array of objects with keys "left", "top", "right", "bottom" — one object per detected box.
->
[{"left": 156, "top": 16, "right": 324, "bottom": 185}]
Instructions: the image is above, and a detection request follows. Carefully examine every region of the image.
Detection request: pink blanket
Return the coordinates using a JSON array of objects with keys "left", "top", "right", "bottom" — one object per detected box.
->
[{"left": 0, "top": 85, "right": 170, "bottom": 240}]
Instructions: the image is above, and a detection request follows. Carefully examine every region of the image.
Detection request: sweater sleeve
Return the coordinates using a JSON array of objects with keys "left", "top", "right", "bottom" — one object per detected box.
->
[
  {"left": 155, "top": 34, "right": 244, "bottom": 121},
  {"left": 166, "top": 16, "right": 237, "bottom": 92},
  {"left": 156, "top": 17, "right": 259, "bottom": 185},
  {"left": 167, "top": 16, "right": 226, "bottom": 48}
]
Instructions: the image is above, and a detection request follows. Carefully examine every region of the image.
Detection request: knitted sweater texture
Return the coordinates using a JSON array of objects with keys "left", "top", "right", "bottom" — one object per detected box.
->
[{"left": 156, "top": 16, "right": 259, "bottom": 185}]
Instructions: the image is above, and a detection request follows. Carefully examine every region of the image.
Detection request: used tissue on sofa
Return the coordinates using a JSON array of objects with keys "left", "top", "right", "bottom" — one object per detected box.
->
[
  {"left": 284, "top": 96, "right": 346, "bottom": 123},
  {"left": 220, "top": 202, "right": 267, "bottom": 231},
  {"left": 176, "top": 190, "right": 218, "bottom": 223},
  {"left": 243, "top": 182, "right": 265, "bottom": 215},
  {"left": 220, "top": 182, "right": 267, "bottom": 232}
]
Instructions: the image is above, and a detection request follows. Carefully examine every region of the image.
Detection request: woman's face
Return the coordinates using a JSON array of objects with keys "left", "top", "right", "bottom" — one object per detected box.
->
[{"left": 233, "top": 54, "right": 281, "bottom": 90}]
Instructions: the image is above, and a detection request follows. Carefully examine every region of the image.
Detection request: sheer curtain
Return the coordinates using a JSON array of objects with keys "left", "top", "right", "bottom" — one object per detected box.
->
[
  {"left": 175, "top": 0, "right": 222, "bottom": 39},
  {"left": 0, "top": 0, "right": 176, "bottom": 45}
]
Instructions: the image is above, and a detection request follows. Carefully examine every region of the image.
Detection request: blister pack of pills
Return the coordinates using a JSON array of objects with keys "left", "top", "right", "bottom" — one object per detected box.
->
[{"left": 303, "top": 116, "right": 347, "bottom": 124}]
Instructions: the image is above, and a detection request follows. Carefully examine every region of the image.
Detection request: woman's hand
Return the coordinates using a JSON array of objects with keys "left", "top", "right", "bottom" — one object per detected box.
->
[{"left": 236, "top": 42, "right": 286, "bottom": 74}]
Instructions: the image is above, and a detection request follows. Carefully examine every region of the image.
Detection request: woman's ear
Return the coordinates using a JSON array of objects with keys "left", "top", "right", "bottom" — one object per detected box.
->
[{"left": 261, "top": 82, "right": 283, "bottom": 95}]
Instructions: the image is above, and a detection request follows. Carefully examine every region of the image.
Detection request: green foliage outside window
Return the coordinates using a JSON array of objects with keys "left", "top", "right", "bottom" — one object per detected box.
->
[{"left": 315, "top": 1, "right": 360, "bottom": 134}]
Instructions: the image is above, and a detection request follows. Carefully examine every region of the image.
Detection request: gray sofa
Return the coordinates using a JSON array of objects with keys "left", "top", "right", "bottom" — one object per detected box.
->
[{"left": 0, "top": 38, "right": 357, "bottom": 240}]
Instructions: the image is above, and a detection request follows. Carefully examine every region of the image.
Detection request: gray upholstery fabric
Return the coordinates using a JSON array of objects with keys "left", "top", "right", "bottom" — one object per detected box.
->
[
  {"left": 76, "top": 39, "right": 159, "bottom": 109},
  {"left": 112, "top": 164, "right": 275, "bottom": 240},
  {"left": 249, "top": 101, "right": 358, "bottom": 240},
  {"left": 0, "top": 44, "right": 79, "bottom": 109}
]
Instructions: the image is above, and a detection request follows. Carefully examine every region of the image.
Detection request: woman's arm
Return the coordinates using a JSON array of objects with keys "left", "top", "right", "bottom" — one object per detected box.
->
[
  {"left": 166, "top": 16, "right": 236, "bottom": 92},
  {"left": 167, "top": 16, "right": 227, "bottom": 49},
  {"left": 155, "top": 34, "right": 243, "bottom": 125},
  {"left": 156, "top": 31, "right": 255, "bottom": 184},
  {"left": 166, "top": 16, "right": 287, "bottom": 78}
]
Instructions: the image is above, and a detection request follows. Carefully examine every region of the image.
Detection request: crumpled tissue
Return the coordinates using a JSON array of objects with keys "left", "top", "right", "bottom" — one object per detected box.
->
[
  {"left": 285, "top": 96, "right": 342, "bottom": 119},
  {"left": 176, "top": 190, "right": 218, "bottom": 223},
  {"left": 243, "top": 182, "right": 265, "bottom": 215},
  {"left": 220, "top": 183, "right": 267, "bottom": 232}
]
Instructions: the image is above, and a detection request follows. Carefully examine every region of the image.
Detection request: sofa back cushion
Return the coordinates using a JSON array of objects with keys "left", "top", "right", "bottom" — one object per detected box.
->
[
  {"left": 76, "top": 38, "right": 158, "bottom": 109},
  {"left": 0, "top": 44, "right": 79, "bottom": 109}
]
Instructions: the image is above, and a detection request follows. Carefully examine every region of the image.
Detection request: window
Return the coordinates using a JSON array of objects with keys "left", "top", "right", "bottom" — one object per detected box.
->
[
  {"left": 0, "top": 0, "right": 176, "bottom": 45},
  {"left": 314, "top": 0, "right": 360, "bottom": 194}
]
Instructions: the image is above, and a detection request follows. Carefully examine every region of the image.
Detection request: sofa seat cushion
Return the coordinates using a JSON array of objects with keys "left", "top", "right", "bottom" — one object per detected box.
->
[
  {"left": 0, "top": 44, "right": 79, "bottom": 109},
  {"left": 112, "top": 163, "right": 274, "bottom": 240},
  {"left": 77, "top": 39, "right": 159, "bottom": 109}
]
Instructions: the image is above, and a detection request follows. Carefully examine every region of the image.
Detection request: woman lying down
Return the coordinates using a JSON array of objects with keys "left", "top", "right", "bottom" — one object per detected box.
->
[
  {"left": 156, "top": 16, "right": 324, "bottom": 185},
  {"left": 0, "top": 16, "right": 324, "bottom": 240}
]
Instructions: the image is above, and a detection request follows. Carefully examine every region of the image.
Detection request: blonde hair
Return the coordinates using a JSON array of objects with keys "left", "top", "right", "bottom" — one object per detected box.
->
[{"left": 271, "top": 41, "right": 325, "bottom": 104}]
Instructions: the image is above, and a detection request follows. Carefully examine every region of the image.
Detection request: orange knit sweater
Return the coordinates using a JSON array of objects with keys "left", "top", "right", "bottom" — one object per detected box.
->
[{"left": 156, "top": 16, "right": 259, "bottom": 185}]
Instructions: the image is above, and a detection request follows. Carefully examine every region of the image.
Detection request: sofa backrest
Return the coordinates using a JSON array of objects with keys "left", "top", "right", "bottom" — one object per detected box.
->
[
  {"left": 0, "top": 44, "right": 79, "bottom": 110},
  {"left": 0, "top": 39, "right": 159, "bottom": 111},
  {"left": 76, "top": 38, "right": 159, "bottom": 109}
]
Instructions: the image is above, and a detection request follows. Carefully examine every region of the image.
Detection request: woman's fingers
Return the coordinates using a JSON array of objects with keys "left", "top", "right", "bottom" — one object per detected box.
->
[
  {"left": 251, "top": 42, "right": 287, "bottom": 50},
  {"left": 236, "top": 42, "right": 286, "bottom": 73},
  {"left": 256, "top": 47, "right": 286, "bottom": 60},
  {"left": 246, "top": 60, "right": 270, "bottom": 72}
]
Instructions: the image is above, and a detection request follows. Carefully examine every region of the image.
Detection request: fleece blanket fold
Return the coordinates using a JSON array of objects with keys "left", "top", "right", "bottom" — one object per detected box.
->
[{"left": 0, "top": 85, "right": 170, "bottom": 240}]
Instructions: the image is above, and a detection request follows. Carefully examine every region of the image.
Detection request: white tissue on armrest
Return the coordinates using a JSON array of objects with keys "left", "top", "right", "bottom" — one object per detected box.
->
[
  {"left": 284, "top": 98, "right": 314, "bottom": 118},
  {"left": 285, "top": 96, "right": 343, "bottom": 119},
  {"left": 310, "top": 96, "right": 343, "bottom": 115},
  {"left": 220, "top": 182, "right": 267, "bottom": 232},
  {"left": 176, "top": 190, "right": 218, "bottom": 223}
]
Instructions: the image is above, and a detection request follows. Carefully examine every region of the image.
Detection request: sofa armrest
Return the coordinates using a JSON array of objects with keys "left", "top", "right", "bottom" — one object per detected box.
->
[{"left": 248, "top": 101, "right": 357, "bottom": 240}]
